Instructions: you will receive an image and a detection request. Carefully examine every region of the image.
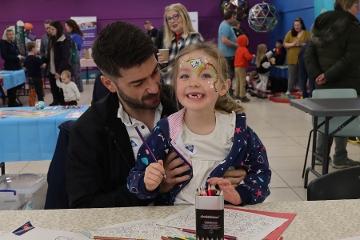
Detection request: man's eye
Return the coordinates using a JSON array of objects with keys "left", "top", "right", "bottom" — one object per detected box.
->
[{"left": 133, "top": 82, "right": 143, "bottom": 87}]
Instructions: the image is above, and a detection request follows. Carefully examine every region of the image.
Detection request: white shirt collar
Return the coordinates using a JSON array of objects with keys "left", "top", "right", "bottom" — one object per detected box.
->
[
  {"left": 57, "top": 34, "right": 66, "bottom": 42},
  {"left": 117, "top": 101, "right": 163, "bottom": 127}
]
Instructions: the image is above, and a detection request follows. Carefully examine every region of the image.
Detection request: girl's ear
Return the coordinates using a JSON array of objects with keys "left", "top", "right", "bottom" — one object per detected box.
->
[
  {"left": 100, "top": 75, "right": 117, "bottom": 93},
  {"left": 219, "top": 79, "right": 231, "bottom": 96}
]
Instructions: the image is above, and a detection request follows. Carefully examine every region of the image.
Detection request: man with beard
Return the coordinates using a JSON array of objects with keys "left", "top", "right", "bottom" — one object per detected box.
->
[{"left": 66, "top": 21, "right": 246, "bottom": 208}]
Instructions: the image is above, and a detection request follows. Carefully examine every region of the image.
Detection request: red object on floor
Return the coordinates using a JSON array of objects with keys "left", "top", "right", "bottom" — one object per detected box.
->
[{"left": 269, "top": 91, "right": 302, "bottom": 103}]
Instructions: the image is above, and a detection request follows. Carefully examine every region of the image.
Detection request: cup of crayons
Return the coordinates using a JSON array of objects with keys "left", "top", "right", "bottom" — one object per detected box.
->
[{"left": 195, "top": 184, "right": 224, "bottom": 240}]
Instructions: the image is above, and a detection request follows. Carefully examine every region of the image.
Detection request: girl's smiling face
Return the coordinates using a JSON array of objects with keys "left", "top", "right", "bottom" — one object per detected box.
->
[{"left": 175, "top": 50, "right": 228, "bottom": 112}]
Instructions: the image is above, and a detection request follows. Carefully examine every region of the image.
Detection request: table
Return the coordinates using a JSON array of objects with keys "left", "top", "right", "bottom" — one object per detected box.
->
[
  {"left": 0, "top": 106, "right": 88, "bottom": 162},
  {"left": 80, "top": 58, "right": 97, "bottom": 83},
  {"left": 290, "top": 98, "right": 360, "bottom": 187},
  {"left": 270, "top": 65, "right": 288, "bottom": 79},
  {"left": 0, "top": 200, "right": 359, "bottom": 239},
  {"left": 0, "top": 70, "right": 26, "bottom": 90},
  {"left": 0, "top": 70, "right": 26, "bottom": 99}
]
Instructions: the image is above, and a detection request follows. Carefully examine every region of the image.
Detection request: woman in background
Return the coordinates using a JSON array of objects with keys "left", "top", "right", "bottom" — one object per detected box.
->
[
  {"left": 0, "top": 27, "right": 23, "bottom": 107},
  {"left": 47, "top": 21, "right": 72, "bottom": 105},
  {"left": 159, "top": 3, "right": 203, "bottom": 85},
  {"left": 65, "top": 19, "right": 84, "bottom": 92},
  {"left": 283, "top": 17, "right": 310, "bottom": 95}
]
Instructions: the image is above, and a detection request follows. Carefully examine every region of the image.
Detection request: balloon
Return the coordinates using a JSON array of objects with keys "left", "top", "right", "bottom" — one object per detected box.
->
[
  {"left": 248, "top": 2, "right": 278, "bottom": 32},
  {"left": 24, "top": 22, "right": 33, "bottom": 31},
  {"left": 221, "top": 0, "right": 249, "bottom": 21}
]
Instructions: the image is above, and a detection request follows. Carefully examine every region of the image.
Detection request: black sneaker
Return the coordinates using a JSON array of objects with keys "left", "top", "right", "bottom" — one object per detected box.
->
[
  {"left": 332, "top": 158, "right": 360, "bottom": 169},
  {"left": 49, "top": 102, "right": 59, "bottom": 106}
]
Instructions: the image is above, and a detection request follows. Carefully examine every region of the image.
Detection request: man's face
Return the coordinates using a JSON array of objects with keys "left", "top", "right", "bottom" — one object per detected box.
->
[
  {"left": 44, "top": 23, "right": 51, "bottom": 35},
  {"left": 106, "top": 55, "right": 161, "bottom": 110},
  {"left": 6, "top": 30, "right": 15, "bottom": 42},
  {"left": 144, "top": 23, "right": 150, "bottom": 31}
]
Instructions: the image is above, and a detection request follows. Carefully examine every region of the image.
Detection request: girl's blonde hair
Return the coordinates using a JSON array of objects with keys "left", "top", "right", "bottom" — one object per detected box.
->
[
  {"left": 171, "top": 42, "right": 244, "bottom": 113},
  {"left": 255, "top": 43, "right": 267, "bottom": 68},
  {"left": 61, "top": 70, "right": 72, "bottom": 79},
  {"left": 163, "top": 3, "right": 196, "bottom": 49}
]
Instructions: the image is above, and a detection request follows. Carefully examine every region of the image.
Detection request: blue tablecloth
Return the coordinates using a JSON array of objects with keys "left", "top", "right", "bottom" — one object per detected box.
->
[
  {"left": 0, "top": 105, "right": 88, "bottom": 162},
  {"left": 270, "top": 65, "right": 288, "bottom": 79},
  {"left": 0, "top": 70, "right": 26, "bottom": 90}
]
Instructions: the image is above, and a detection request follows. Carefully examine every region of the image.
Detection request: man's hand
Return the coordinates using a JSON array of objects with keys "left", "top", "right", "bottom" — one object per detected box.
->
[
  {"left": 223, "top": 168, "right": 247, "bottom": 186},
  {"left": 207, "top": 177, "right": 242, "bottom": 205},
  {"left": 315, "top": 73, "right": 326, "bottom": 85},
  {"left": 160, "top": 152, "right": 191, "bottom": 193},
  {"left": 144, "top": 160, "right": 165, "bottom": 191}
]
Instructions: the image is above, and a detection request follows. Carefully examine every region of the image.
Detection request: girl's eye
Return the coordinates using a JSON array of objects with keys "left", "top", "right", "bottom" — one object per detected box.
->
[
  {"left": 201, "top": 73, "right": 213, "bottom": 79},
  {"left": 179, "top": 74, "right": 190, "bottom": 80}
]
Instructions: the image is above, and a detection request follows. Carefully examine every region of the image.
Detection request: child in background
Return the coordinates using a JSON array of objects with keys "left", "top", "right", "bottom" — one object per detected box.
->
[
  {"left": 23, "top": 42, "right": 45, "bottom": 102},
  {"left": 56, "top": 70, "right": 80, "bottom": 106},
  {"left": 271, "top": 39, "right": 286, "bottom": 66},
  {"left": 234, "top": 34, "right": 254, "bottom": 102},
  {"left": 127, "top": 42, "right": 271, "bottom": 206},
  {"left": 255, "top": 43, "right": 271, "bottom": 98}
]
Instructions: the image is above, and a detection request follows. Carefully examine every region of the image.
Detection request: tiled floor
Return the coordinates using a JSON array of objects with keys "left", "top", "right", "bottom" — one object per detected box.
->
[{"left": 3, "top": 83, "right": 360, "bottom": 206}]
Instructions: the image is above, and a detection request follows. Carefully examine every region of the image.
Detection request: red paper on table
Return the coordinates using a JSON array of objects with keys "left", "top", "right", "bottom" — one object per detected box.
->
[{"left": 225, "top": 206, "right": 296, "bottom": 240}]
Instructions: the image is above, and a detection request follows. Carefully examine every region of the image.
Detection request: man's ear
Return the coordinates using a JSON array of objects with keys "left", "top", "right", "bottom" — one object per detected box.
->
[
  {"left": 100, "top": 75, "right": 117, "bottom": 93},
  {"left": 219, "top": 79, "right": 231, "bottom": 96}
]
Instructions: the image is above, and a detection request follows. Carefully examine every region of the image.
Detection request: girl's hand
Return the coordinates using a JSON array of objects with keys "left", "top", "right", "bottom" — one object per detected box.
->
[
  {"left": 223, "top": 168, "right": 247, "bottom": 186},
  {"left": 144, "top": 160, "right": 165, "bottom": 191},
  {"left": 207, "top": 177, "right": 242, "bottom": 205}
]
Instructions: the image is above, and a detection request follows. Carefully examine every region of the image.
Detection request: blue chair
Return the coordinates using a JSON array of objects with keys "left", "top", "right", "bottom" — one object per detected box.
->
[
  {"left": 307, "top": 166, "right": 360, "bottom": 200},
  {"left": 302, "top": 89, "right": 360, "bottom": 186},
  {"left": 44, "top": 120, "right": 75, "bottom": 209}
]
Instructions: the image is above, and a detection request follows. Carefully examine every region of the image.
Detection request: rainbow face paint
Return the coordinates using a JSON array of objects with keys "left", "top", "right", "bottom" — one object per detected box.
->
[{"left": 179, "top": 57, "right": 219, "bottom": 90}]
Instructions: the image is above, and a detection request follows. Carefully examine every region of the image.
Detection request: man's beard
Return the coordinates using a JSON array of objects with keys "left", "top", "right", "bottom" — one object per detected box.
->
[{"left": 115, "top": 86, "right": 160, "bottom": 110}]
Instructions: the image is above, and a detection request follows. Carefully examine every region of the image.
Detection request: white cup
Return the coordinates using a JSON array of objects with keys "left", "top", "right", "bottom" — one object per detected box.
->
[{"left": 158, "top": 49, "right": 169, "bottom": 64}]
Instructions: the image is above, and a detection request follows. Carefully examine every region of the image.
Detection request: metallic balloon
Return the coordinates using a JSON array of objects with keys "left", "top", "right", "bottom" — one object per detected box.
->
[
  {"left": 221, "top": 0, "right": 249, "bottom": 21},
  {"left": 248, "top": 2, "right": 278, "bottom": 32}
]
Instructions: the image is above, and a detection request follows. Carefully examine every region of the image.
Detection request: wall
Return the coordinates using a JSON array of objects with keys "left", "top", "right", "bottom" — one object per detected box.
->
[
  {"left": 271, "top": 0, "right": 314, "bottom": 48},
  {"left": 0, "top": 0, "right": 270, "bottom": 67},
  {"left": 0, "top": 0, "right": 222, "bottom": 42}
]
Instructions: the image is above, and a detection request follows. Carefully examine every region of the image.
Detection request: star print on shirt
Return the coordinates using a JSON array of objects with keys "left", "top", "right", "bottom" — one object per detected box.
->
[{"left": 255, "top": 189, "right": 262, "bottom": 198}]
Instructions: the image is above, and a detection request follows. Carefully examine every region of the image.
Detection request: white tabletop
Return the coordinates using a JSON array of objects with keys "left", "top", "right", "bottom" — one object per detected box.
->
[{"left": 0, "top": 200, "right": 360, "bottom": 239}]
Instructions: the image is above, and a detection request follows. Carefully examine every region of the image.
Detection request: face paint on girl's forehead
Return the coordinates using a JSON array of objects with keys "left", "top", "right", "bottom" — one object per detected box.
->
[
  {"left": 181, "top": 57, "right": 218, "bottom": 76},
  {"left": 179, "top": 57, "right": 220, "bottom": 91}
]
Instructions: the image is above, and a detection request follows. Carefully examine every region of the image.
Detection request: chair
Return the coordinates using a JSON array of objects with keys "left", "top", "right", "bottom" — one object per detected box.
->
[
  {"left": 302, "top": 89, "right": 360, "bottom": 185},
  {"left": 307, "top": 166, "right": 360, "bottom": 200},
  {"left": 44, "top": 120, "right": 75, "bottom": 209}
]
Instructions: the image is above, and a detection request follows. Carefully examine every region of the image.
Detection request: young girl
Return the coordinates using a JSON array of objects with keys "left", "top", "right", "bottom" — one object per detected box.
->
[
  {"left": 127, "top": 42, "right": 271, "bottom": 206},
  {"left": 255, "top": 43, "right": 271, "bottom": 98},
  {"left": 56, "top": 70, "right": 80, "bottom": 106}
]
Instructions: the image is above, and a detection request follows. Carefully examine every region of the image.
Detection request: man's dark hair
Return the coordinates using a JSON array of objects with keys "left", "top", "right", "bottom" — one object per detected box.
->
[
  {"left": 224, "top": 10, "right": 236, "bottom": 20},
  {"left": 92, "top": 21, "right": 156, "bottom": 78}
]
